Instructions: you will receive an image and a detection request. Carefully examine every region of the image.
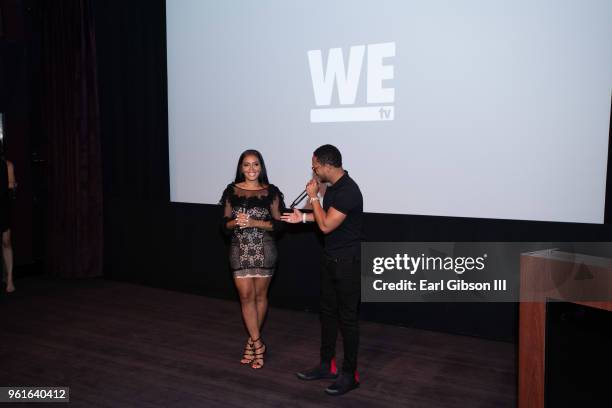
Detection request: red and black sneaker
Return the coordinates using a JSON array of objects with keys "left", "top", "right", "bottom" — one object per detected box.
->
[
  {"left": 296, "top": 358, "right": 339, "bottom": 381},
  {"left": 324, "top": 371, "right": 360, "bottom": 396}
]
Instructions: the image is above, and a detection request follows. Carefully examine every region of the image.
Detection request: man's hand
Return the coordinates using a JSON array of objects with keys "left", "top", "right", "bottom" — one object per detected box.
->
[
  {"left": 280, "top": 208, "right": 303, "bottom": 224},
  {"left": 306, "top": 179, "right": 319, "bottom": 198}
]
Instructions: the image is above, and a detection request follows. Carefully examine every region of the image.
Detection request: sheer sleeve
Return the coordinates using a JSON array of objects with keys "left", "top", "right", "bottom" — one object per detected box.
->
[
  {"left": 269, "top": 185, "right": 286, "bottom": 233},
  {"left": 219, "top": 184, "right": 235, "bottom": 235},
  {"left": 223, "top": 197, "right": 233, "bottom": 218}
]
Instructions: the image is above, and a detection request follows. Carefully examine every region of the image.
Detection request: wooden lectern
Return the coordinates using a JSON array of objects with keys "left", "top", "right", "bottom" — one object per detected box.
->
[{"left": 519, "top": 250, "right": 612, "bottom": 408}]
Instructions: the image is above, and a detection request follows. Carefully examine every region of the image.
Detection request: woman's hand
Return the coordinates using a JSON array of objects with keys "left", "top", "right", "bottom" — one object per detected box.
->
[
  {"left": 236, "top": 212, "right": 251, "bottom": 229},
  {"left": 280, "top": 208, "right": 303, "bottom": 224}
]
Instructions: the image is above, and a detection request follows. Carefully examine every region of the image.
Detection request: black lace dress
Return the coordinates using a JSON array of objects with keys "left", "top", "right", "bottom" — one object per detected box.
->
[{"left": 220, "top": 184, "right": 286, "bottom": 278}]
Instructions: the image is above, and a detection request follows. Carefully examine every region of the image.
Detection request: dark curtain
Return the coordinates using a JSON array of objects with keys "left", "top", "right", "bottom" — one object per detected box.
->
[
  {"left": 93, "top": 0, "right": 169, "bottom": 202},
  {"left": 38, "top": 0, "right": 103, "bottom": 277},
  {"left": 92, "top": 0, "right": 170, "bottom": 284}
]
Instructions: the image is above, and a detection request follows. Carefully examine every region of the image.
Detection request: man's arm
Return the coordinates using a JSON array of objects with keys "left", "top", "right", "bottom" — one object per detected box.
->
[
  {"left": 306, "top": 177, "right": 346, "bottom": 234},
  {"left": 281, "top": 179, "right": 347, "bottom": 231},
  {"left": 310, "top": 198, "right": 346, "bottom": 234}
]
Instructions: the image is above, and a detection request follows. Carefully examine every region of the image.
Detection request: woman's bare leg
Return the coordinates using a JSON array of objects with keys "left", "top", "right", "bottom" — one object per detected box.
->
[
  {"left": 250, "top": 277, "right": 271, "bottom": 368},
  {"left": 234, "top": 277, "right": 260, "bottom": 363},
  {"left": 254, "top": 277, "right": 272, "bottom": 329},
  {"left": 2, "top": 229, "right": 14, "bottom": 293}
]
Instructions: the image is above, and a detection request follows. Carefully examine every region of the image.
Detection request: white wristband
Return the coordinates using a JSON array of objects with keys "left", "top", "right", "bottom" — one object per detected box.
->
[
  {"left": 302, "top": 212, "right": 306, "bottom": 223},
  {"left": 309, "top": 196, "right": 319, "bottom": 204}
]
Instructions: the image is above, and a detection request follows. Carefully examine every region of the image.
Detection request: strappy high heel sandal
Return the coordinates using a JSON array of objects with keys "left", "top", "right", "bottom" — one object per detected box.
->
[
  {"left": 240, "top": 337, "right": 255, "bottom": 364},
  {"left": 250, "top": 337, "right": 266, "bottom": 369}
]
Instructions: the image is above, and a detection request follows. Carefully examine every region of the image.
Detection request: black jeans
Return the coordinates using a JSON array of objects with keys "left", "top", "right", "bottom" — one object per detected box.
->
[{"left": 319, "top": 256, "right": 361, "bottom": 374}]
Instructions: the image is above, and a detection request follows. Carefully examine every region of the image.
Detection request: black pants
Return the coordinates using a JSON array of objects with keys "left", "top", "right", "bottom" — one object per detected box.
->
[{"left": 319, "top": 257, "right": 361, "bottom": 374}]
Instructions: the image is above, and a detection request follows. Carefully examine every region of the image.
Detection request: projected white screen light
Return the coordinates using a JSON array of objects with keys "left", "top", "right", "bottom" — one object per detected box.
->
[{"left": 167, "top": 0, "right": 612, "bottom": 224}]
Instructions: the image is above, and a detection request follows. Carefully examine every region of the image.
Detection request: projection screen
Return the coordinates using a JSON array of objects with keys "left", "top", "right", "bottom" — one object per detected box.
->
[{"left": 167, "top": 0, "right": 612, "bottom": 223}]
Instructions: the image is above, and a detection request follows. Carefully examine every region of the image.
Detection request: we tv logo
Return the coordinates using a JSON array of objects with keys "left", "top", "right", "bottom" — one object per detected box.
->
[{"left": 307, "top": 42, "right": 395, "bottom": 123}]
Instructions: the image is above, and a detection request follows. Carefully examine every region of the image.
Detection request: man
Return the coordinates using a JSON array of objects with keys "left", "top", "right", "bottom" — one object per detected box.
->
[{"left": 281, "top": 144, "right": 363, "bottom": 396}]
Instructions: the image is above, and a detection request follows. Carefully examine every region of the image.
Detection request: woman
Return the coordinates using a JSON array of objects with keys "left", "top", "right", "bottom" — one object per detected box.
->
[
  {"left": 0, "top": 156, "right": 16, "bottom": 293},
  {"left": 220, "top": 149, "right": 285, "bottom": 369}
]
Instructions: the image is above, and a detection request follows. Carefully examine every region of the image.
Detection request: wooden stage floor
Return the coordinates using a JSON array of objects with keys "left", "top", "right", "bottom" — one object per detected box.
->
[{"left": 0, "top": 277, "right": 515, "bottom": 407}]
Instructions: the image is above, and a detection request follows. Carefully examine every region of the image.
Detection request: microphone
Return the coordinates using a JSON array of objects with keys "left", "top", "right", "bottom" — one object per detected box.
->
[{"left": 289, "top": 189, "right": 308, "bottom": 209}]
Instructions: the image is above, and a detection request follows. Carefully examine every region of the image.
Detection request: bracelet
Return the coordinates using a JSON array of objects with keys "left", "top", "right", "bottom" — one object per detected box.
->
[
  {"left": 309, "top": 196, "right": 319, "bottom": 204},
  {"left": 302, "top": 212, "right": 306, "bottom": 223}
]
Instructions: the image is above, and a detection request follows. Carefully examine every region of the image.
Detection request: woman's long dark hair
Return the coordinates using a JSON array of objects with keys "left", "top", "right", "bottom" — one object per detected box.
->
[{"left": 234, "top": 149, "right": 269, "bottom": 185}]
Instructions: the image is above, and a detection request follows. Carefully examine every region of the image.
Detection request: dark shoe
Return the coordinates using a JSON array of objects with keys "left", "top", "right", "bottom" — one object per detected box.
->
[
  {"left": 240, "top": 337, "right": 255, "bottom": 364},
  {"left": 296, "top": 359, "right": 338, "bottom": 381},
  {"left": 325, "top": 373, "right": 360, "bottom": 396},
  {"left": 250, "top": 338, "right": 266, "bottom": 369}
]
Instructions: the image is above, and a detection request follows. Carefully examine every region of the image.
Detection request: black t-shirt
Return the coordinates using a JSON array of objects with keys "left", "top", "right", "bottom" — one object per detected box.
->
[{"left": 322, "top": 171, "right": 363, "bottom": 258}]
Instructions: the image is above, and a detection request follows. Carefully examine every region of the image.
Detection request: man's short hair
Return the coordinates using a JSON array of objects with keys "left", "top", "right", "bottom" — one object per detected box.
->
[{"left": 313, "top": 144, "right": 342, "bottom": 168}]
